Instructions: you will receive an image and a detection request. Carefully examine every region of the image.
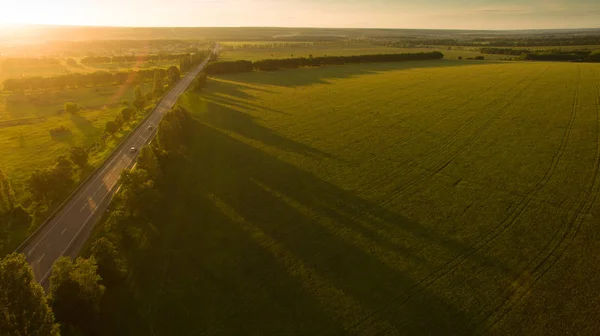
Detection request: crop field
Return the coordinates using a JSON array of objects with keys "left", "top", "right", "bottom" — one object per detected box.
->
[
  {"left": 218, "top": 42, "right": 496, "bottom": 61},
  {"left": 97, "top": 59, "right": 600, "bottom": 335}
]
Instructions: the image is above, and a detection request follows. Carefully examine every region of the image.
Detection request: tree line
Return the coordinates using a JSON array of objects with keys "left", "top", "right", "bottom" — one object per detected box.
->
[
  {"left": 0, "top": 103, "right": 196, "bottom": 336},
  {"left": 80, "top": 53, "right": 191, "bottom": 65},
  {"left": 2, "top": 57, "right": 61, "bottom": 67},
  {"left": 523, "top": 51, "right": 600, "bottom": 62},
  {"left": 204, "top": 51, "right": 444, "bottom": 75},
  {"left": 372, "top": 35, "right": 600, "bottom": 48},
  {"left": 3, "top": 50, "right": 207, "bottom": 92},
  {"left": 3, "top": 68, "right": 165, "bottom": 92}
]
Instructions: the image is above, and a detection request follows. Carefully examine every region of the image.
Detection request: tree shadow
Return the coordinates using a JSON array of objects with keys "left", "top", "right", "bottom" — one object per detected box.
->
[
  {"left": 69, "top": 113, "right": 99, "bottom": 135},
  {"left": 183, "top": 93, "right": 332, "bottom": 160},
  {"left": 119, "top": 118, "right": 518, "bottom": 335},
  {"left": 214, "top": 59, "right": 506, "bottom": 88}
]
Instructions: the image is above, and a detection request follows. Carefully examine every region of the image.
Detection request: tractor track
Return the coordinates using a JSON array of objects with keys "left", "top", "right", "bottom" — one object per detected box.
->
[
  {"left": 347, "top": 65, "right": 565, "bottom": 335},
  {"left": 479, "top": 78, "right": 600, "bottom": 333}
]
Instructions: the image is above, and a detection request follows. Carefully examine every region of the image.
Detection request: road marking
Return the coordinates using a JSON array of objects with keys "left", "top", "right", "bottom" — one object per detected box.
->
[
  {"left": 40, "top": 181, "right": 122, "bottom": 285},
  {"left": 37, "top": 253, "right": 46, "bottom": 263},
  {"left": 61, "top": 228, "right": 67, "bottom": 235},
  {"left": 80, "top": 200, "right": 88, "bottom": 212}
]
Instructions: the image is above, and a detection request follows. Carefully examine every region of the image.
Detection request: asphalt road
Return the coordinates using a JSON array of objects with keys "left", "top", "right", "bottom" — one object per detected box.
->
[{"left": 22, "top": 45, "right": 218, "bottom": 285}]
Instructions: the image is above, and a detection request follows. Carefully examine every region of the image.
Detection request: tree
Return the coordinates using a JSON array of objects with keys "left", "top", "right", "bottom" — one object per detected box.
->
[
  {"left": 191, "top": 72, "right": 207, "bottom": 92},
  {"left": 166, "top": 65, "right": 180, "bottom": 86},
  {"left": 121, "top": 107, "right": 133, "bottom": 122},
  {"left": 105, "top": 121, "right": 118, "bottom": 134},
  {"left": 0, "top": 168, "right": 15, "bottom": 214},
  {"left": 49, "top": 257, "right": 105, "bottom": 335},
  {"left": 0, "top": 253, "right": 60, "bottom": 336},
  {"left": 119, "top": 169, "right": 159, "bottom": 218},
  {"left": 132, "top": 86, "right": 145, "bottom": 113},
  {"left": 153, "top": 70, "right": 164, "bottom": 97},
  {"left": 137, "top": 146, "right": 161, "bottom": 180},
  {"left": 90, "top": 238, "right": 127, "bottom": 286},
  {"left": 27, "top": 156, "right": 74, "bottom": 203},
  {"left": 64, "top": 102, "right": 78, "bottom": 114},
  {"left": 69, "top": 147, "right": 88, "bottom": 168},
  {"left": 66, "top": 58, "right": 78, "bottom": 67}
]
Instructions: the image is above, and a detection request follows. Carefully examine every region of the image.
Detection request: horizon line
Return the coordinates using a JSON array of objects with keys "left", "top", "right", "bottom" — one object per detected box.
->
[{"left": 4, "top": 23, "right": 600, "bottom": 32}]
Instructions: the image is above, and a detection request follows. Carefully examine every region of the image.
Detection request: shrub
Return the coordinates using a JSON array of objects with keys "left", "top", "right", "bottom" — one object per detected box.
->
[
  {"left": 64, "top": 102, "right": 79, "bottom": 114},
  {"left": 49, "top": 125, "right": 71, "bottom": 137}
]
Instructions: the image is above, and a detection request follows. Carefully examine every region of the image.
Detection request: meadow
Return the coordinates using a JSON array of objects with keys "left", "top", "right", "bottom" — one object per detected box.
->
[
  {"left": 0, "top": 58, "right": 178, "bottom": 83},
  {"left": 96, "top": 59, "right": 600, "bottom": 335},
  {"left": 0, "top": 81, "right": 153, "bottom": 254}
]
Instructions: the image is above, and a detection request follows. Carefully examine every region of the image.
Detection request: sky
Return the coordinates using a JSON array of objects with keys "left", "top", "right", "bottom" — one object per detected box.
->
[{"left": 0, "top": 0, "right": 599, "bottom": 30}]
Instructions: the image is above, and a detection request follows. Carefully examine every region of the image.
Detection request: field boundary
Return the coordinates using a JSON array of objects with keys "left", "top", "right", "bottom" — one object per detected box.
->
[{"left": 13, "top": 61, "right": 205, "bottom": 254}]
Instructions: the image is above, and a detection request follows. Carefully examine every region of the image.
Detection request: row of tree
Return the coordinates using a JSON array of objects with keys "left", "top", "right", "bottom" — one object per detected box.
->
[
  {"left": 2, "top": 57, "right": 60, "bottom": 67},
  {"left": 3, "top": 67, "right": 171, "bottom": 92},
  {"left": 80, "top": 53, "right": 191, "bottom": 64},
  {"left": 0, "top": 103, "right": 196, "bottom": 335},
  {"left": 179, "top": 51, "right": 209, "bottom": 74},
  {"left": 204, "top": 52, "right": 444, "bottom": 75},
  {"left": 523, "top": 52, "right": 600, "bottom": 62},
  {"left": 372, "top": 35, "right": 600, "bottom": 48}
]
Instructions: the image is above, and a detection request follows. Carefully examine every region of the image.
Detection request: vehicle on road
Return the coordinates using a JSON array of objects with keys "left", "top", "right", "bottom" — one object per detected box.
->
[
  {"left": 130, "top": 146, "right": 136, "bottom": 153},
  {"left": 147, "top": 125, "right": 153, "bottom": 130}
]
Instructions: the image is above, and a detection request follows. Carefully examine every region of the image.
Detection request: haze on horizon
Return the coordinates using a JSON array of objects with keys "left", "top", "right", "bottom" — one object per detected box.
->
[{"left": 0, "top": 0, "right": 599, "bottom": 30}]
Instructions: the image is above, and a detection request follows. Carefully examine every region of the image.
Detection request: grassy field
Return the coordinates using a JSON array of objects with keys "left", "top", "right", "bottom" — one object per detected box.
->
[
  {"left": 218, "top": 42, "right": 496, "bottom": 61},
  {"left": 97, "top": 59, "right": 600, "bottom": 335},
  {"left": 0, "top": 59, "right": 178, "bottom": 83},
  {"left": 0, "top": 82, "right": 154, "bottom": 254}
]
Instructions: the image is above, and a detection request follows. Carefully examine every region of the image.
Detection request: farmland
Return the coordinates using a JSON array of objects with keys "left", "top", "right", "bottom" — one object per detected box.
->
[
  {"left": 95, "top": 59, "right": 600, "bottom": 335},
  {"left": 0, "top": 81, "right": 154, "bottom": 254},
  {"left": 218, "top": 41, "right": 496, "bottom": 61}
]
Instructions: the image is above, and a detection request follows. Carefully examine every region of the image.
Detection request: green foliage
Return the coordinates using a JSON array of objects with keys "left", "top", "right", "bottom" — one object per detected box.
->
[
  {"left": 153, "top": 70, "right": 164, "bottom": 98},
  {"left": 0, "top": 168, "right": 16, "bottom": 213},
  {"left": 137, "top": 146, "right": 161, "bottom": 180},
  {"left": 166, "top": 65, "right": 180, "bottom": 86},
  {"left": 27, "top": 155, "right": 74, "bottom": 203},
  {"left": 68, "top": 147, "right": 88, "bottom": 168},
  {"left": 132, "top": 86, "right": 146, "bottom": 113},
  {"left": 190, "top": 72, "right": 207, "bottom": 92},
  {"left": 64, "top": 102, "right": 79, "bottom": 114},
  {"left": 90, "top": 238, "right": 127, "bottom": 286},
  {"left": 156, "top": 106, "right": 192, "bottom": 153},
  {"left": 104, "top": 121, "right": 118, "bottom": 134},
  {"left": 119, "top": 169, "right": 159, "bottom": 218},
  {"left": 49, "top": 125, "right": 71, "bottom": 137},
  {"left": 121, "top": 107, "right": 134, "bottom": 122},
  {"left": 49, "top": 257, "right": 105, "bottom": 336},
  {"left": 3, "top": 67, "right": 170, "bottom": 92},
  {"left": 0, "top": 253, "right": 60, "bottom": 336},
  {"left": 204, "top": 52, "right": 444, "bottom": 75}
]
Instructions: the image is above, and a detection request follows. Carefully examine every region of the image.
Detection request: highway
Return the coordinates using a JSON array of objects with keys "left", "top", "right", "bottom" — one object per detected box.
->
[{"left": 21, "top": 45, "right": 218, "bottom": 286}]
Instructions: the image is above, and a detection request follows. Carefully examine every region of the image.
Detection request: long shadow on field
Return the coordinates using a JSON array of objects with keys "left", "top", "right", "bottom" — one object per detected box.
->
[
  {"left": 182, "top": 92, "right": 331, "bottom": 159},
  {"left": 70, "top": 113, "right": 99, "bottom": 135},
  {"left": 217, "top": 59, "right": 505, "bottom": 88},
  {"left": 121, "top": 118, "right": 491, "bottom": 335}
]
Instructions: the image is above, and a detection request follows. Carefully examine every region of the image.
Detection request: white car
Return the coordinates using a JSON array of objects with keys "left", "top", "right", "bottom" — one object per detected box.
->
[
  {"left": 147, "top": 125, "right": 153, "bottom": 130},
  {"left": 130, "top": 146, "right": 136, "bottom": 153}
]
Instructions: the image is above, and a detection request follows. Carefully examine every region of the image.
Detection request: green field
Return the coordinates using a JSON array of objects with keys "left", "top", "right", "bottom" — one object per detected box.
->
[
  {"left": 218, "top": 42, "right": 496, "bottom": 61},
  {"left": 0, "top": 59, "right": 178, "bottom": 83},
  {"left": 0, "top": 82, "right": 154, "bottom": 254},
  {"left": 97, "top": 60, "right": 600, "bottom": 335}
]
